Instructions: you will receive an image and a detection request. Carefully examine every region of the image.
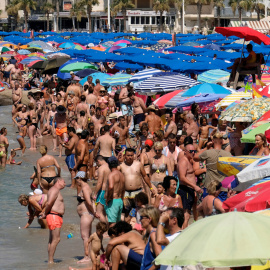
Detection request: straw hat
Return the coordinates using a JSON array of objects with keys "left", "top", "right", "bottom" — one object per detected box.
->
[
  {"left": 109, "top": 113, "right": 118, "bottom": 120},
  {"left": 147, "top": 104, "right": 158, "bottom": 111}
]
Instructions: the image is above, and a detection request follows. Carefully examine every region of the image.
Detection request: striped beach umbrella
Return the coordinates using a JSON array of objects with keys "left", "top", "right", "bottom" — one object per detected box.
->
[
  {"left": 216, "top": 92, "right": 252, "bottom": 110},
  {"left": 198, "top": 69, "right": 230, "bottom": 84},
  {"left": 129, "top": 68, "right": 163, "bottom": 83},
  {"left": 102, "top": 73, "right": 132, "bottom": 86}
]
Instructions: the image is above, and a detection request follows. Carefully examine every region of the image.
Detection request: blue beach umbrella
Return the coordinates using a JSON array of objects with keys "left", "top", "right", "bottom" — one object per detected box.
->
[
  {"left": 102, "top": 73, "right": 132, "bottom": 86},
  {"left": 18, "top": 49, "right": 31, "bottom": 55},
  {"left": 79, "top": 72, "right": 111, "bottom": 86},
  {"left": 59, "top": 42, "right": 76, "bottom": 49},
  {"left": 128, "top": 68, "right": 162, "bottom": 82},
  {"left": 181, "top": 83, "right": 232, "bottom": 97}
]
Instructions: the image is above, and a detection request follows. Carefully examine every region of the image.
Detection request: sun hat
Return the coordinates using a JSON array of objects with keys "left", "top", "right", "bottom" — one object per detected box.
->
[
  {"left": 74, "top": 171, "right": 86, "bottom": 179},
  {"left": 56, "top": 105, "right": 66, "bottom": 113}
]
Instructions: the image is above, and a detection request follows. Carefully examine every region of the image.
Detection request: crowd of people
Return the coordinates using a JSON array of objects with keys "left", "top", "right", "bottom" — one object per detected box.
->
[{"left": 0, "top": 61, "right": 263, "bottom": 270}]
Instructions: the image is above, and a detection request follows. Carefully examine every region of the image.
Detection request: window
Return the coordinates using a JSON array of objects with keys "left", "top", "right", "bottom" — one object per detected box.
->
[
  {"left": 141, "top": 16, "right": 145, "bottom": 24},
  {"left": 152, "top": 16, "right": 156, "bottom": 24},
  {"left": 146, "top": 16, "right": 150, "bottom": 24},
  {"left": 131, "top": 17, "right": 135, "bottom": 24},
  {"left": 136, "top": 16, "right": 140, "bottom": 24}
]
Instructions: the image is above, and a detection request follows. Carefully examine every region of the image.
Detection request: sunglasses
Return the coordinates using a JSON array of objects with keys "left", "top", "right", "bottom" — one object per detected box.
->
[
  {"left": 140, "top": 216, "right": 149, "bottom": 221},
  {"left": 155, "top": 149, "right": 162, "bottom": 152},
  {"left": 187, "top": 150, "right": 197, "bottom": 154}
]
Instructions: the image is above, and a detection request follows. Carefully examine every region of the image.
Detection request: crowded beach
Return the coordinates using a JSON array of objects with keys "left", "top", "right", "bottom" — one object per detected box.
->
[{"left": 1, "top": 27, "right": 270, "bottom": 270}]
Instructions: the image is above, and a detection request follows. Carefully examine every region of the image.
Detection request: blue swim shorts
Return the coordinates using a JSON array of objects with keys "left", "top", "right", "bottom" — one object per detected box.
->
[
  {"left": 65, "top": 154, "right": 75, "bottom": 170},
  {"left": 121, "top": 103, "right": 133, "bottom": 116},
  {"left": 96, "top": 190, "right": 106, "bottom": 206}
]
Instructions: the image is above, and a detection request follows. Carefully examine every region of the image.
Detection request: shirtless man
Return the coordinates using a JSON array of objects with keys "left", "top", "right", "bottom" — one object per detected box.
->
[
  {"left": 40, "top": 177, "right": 65, "bottom": 264},
  {"left": 73, "top": 130, "right": 89, "bottom": 179},
  {"left": 105, "top": 221, "right": 146, "bottom": 270},
  {"left": 112, "top": 116, "right": 131, "bottom": 149},
  {"left": 76, "top": 95, "right": 90, "bottom": 118},
  {"left": 3, "top": 63, "right": 14, "bottom": 83},
  {"left": 77, "top": 111, "right": 88, "bottom": 130},
  {"left": 12, "top": 81, "right": 23, "bottom": 117},
  {"left": 106, "top": 156, "right": 125, "bottom": 226},
  {"left": 53, "top": 105, "right": 68, "bottom": 157},
  {"left": 62, "top": 127, "right": 79, "bottom": 188},
  {"left": 67, "top": 80, "right": 81, "bottom": 97},
  {"left": 83, "top": 76, "right": 93, "bottom": 87},
  {"left": 177, "top": 144, "right": 203, "bottom": 228},
  {"left": 184, "top": 113, "right": 199, "bottom": 148},
  {"left": 142, "top": 105, "right": 163, "bottom": 134},
  {"left": 120, "top": 148, "right": 154, "bottom": 216},
  {"left": 55, "top": 93, "right": 66, "bottom": 107},
  {"left": 94, "top": 79, "right": 102, "bottom": 96},
  {"left": 95, "top": 115, "right": 106, "bottom": 137},
  {"left": 10, "top": 63, "right": 22, "bottom": 88},
  {"left": 92, "top": 155, "right": 111, "bottom": 223},
  {"left": 86, "top": 86, "right": 97, "bottom": 106},
  {"left": 128, "top": 91, "right": 146, "bottom": 127},
  {"left": 164, "top": 110, "right": 177, "bottom": 138},
  {"left": 163, "top": 134, "right": 182, "bottom": 178},
  {"left": 44, "top": 104, "right": 57, "bottom": 150},
  {"left": 119, "top": 85, "right": 132, "bottom": 125}
]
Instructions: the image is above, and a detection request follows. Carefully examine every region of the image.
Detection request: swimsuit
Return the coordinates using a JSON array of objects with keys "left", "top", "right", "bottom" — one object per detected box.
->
[
  {"left": 56, "top": 126, "right": 67, "bottom": 137},
  {"left": 105, "top": 198, "right": 123, "bottom": 223},
  {"left": 49, "top": 116, "right": 57, "bottom": 128},
  {"left": 38, "top": 194, "right": 45, "bottom": 207},
  {"left": 158, "top": 194, "right": 180, "bottom": 212},
  {"left": 42, "top": 176, "right": 56, "bottom": 184},
  {"left": 205, "top": 198, "right": 221, "bottom": 217},
  {"left": 65, "top": 154, "right": 75, "bottom": 170},
  {"left": 152, "top": 157, "right": 166, "bottom": 174},
  {"left": 96, "top": 190, "right": 106, "bottom": 206},
  {"left": 16, "top": 135, "right": 22, "bottom": 140},
  {"left": 46, "top": 211, "right": 63, "bottom": 230}
]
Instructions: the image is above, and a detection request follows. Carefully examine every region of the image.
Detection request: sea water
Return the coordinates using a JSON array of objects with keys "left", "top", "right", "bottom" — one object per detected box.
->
[{"left": 0, "top": 105, "right": 95, "bottom": 270}]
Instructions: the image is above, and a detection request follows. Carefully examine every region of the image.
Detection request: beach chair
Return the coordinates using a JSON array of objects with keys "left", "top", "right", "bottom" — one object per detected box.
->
[{"left": 233, "top": 53, "right": 264, "bottom": 89}]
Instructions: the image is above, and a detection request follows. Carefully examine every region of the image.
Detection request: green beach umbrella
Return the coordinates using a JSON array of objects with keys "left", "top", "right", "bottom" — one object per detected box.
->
[
  {"left": 0, "top": 46, "right": 11, "bottom": 52},
  {"left": 241, "top": 122, "right": 270, "bottom": 143},
  {"left": 155, "top": 211, "right": 270, "bottom": 268},
  {"left": 60, "top": 62, "right": 98, "bottom": 73}
]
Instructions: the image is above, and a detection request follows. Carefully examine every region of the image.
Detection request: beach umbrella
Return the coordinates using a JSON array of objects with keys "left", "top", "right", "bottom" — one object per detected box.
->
[
  {"left": 14, "top": 55, "right": 28, "bottom": 61},
  {"left": 28, "top": 60, "right": 45, "bottom": 68},
  {"left": 253, "top": 84, "right": 270, "bottom": 98},
  {"left": 60, "top": 62, "right": 98, "bottom": 73},
  {"left": 75, "top": 68, "right": 97, "bottom": 78},
  {"left": 114, "top": 40, "right": 132, "bottom": 45},
  {"left": 223, "top": 180, "right": 270, "bottom": 212},
  {"left": 18, "top": 49, "right": 31, "bottom": 55},
  {"left": 79, "top": 72, "right": 110, "bottom": 86},
  {"left": 200, "top": 99, "right": 222, "bottom": 114},
  {"left": 58, "top": 42, "right": 75, "bottom": 49},
  {"left": 217, "top": 155, "right": 261, "bottom": 177},
  {"left": 242, "top": 110, "right": 270, "bottom": 135},
  {"left": 153, "top": 90, "right": 185, "bottom": 109},
  {"left": 197, "top": 69, "right": 230, "bottom": 84},
  {"left": 182, "top": 83, "right": 231, "bottom": 97},
  {"left": 135, "top": 73, "right": 199, "bottom": 95},
  {"left": 27, "top": 46, "right": 43, "bottom": 52},
  {"left": 108, "top": 46, "right": 122, "bottom": 53},
  {"left": 155, "top": 211, "right": 270, "bottom": 268},
  {"left": 158, "top": 39, "right": 172, "bottom": 45},
  {"left": 46, "top": 52, "right": 70, "bottom": 60},
  {"left": 20, "top": 56, "right": 46, "bottom": 64},
  {"left": 204, "top": 43, "right": 221, "bottom": 50},
  {"left": 128, "top": 68, "right": 162, "bottom": 82},
  {"left": 215, "top": 91, "right": 252, "bottom": 110},
  {"left": 241, "top": 122, "right": 270, "bottom": 143},
  {"left": 102, "top": 73, "right": 132, "bottom": 86},
  {"left": 91, "top": 46, "right": 106, "bottom": 51},
  {"left": 235, "top": 156, "right": 270, "bottom": 191},
  {"left": 182, "top": 41, "right": 201, "bottom": 46},
  {"left": 114, "top": 62, "right": 144, "bottom": 71},
  {"left": 220, "top": 98, "right": 270, "bottom": 122},
  {"left": 215, "top": 27, "right": 270, "bottom": 45},
  {"left": 43, "top": 57, "right": 70, "bottom": 72},
  {"left": 177, "top": 93, "right": 228, "bottom": 107},
  {"left": 0, "top": 46, "right": 12, "bottom": 52}
]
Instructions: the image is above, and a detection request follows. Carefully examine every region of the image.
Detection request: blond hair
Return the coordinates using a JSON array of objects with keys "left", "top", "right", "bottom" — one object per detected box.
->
[
  {"left": 39, "top": 145, "right": 47, "bottom": 155},
  {"left": 139, "top": 206, "right": 160, "bottom": 227},
  {"left": 154, "top": 141, "right": 163, "bottom": 150},
  {"left": 154, "top": 130, "right": 164, "bottom": 141},
  {"left": 207, "top": 180, "right": 220, "bottom": 196}
]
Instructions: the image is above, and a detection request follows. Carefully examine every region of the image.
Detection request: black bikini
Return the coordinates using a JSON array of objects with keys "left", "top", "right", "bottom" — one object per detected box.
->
[
  {"left": 77, "top": 195, "right": 85, "bottom": 204},
  {"left": 42, "top": 176, "right": 56, "bottom": 184}
]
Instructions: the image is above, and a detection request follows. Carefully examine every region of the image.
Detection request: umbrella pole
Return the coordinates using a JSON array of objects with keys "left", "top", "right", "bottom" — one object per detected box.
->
[{"left": 239, "top": 38, "right": 246, "bottom": 65}]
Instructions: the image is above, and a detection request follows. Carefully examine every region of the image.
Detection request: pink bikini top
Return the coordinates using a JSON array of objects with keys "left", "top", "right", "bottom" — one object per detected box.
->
[
  {"left": 158, "top": 194, "right": 180, "bottom": 212},
  {"left": 98, "top": 97, "right": 108, "bottom": 104}
]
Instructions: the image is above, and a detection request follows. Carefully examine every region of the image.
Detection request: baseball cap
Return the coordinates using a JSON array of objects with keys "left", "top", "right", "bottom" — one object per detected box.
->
[
  {"left": 145, "top": 139, "right": 154, "bottom": 148},
  {"left": 108, "top": 156, "right": 118, "bottom": 163}
]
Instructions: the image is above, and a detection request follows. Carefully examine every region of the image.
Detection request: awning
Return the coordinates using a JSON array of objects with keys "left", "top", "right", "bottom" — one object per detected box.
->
[
  {"left": 246, "top": 21, "right": 270, "bottom": 33},
  {"left": 229, "top": 21, "right": 247, "bottom": 27}
]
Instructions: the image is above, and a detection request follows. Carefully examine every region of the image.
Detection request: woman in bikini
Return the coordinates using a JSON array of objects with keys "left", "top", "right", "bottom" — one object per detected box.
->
[
  {"left": 250, "top": 133, "right": 270, "bottom": 156},
  {"left": 28, "top": 102, "right": 39, "bottom": 150},
  {"left": 0, "top": 127, "right": 9, "bottom": 167},
  {"left": 13, "top": 119, "right": 27, "bottom": 155},
  {"left": 12, "top": 104, "right": 29, "bottom": 129},
  {"left": 96, "top": 88, "right": 109, "bottom": 117},
  {"left": 154, "top": 176, "right": 182, "bottom": 212},
  {"left": 198, "top": 116, "right": 217, "bottom": 150},
  {"left": 75, "top": 172, "right": 99, "bottom": 264},
  {"left": 36, "top": 145, "right": 61, "bottom": 194},
  {"left": 18, "top": 193, "right": 48, "bottom": 228},
  {"left": 149, "top": 142, "right": 172, "bottom": 188}
]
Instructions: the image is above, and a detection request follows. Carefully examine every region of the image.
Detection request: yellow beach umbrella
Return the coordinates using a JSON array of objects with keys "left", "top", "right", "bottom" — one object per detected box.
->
[{"left": 216, "top": 92, "right": 252, "bottom": 110}]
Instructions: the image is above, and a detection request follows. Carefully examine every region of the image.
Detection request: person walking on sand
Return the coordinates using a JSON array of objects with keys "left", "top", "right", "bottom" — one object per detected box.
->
[{"left": 40, "top": 177, "right": 66, "bottom": 264}]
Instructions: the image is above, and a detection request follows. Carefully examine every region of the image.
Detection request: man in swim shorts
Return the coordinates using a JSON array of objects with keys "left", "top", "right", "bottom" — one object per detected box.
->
[
  {"left": 105, "top": 156, "right": 125, "bottom": 227},
  {"left": 40, "top": 177, "right": 65, "bottom": 264},
  {"left": 54, "top": 105, "right": 68, "bottom": 157}
]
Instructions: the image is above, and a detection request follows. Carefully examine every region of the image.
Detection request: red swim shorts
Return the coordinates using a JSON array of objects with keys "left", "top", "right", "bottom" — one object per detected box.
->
[{"left": 46, "top": 212, "right": 63, "bottom": 230}]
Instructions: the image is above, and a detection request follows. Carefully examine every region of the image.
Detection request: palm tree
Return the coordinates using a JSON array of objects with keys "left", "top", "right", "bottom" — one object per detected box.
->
[
  {"left": 112, "top": 0, "right": 135, "bottom": 32},
  {"left": 78, "top": 0, "right": 99, "bottom": 33},
  {"left": 194, "top": 0, "right": 211, "bottom": 30},
  {"left": 153, "top": 0, "right": 170, "bottom": 32},
  {"left": 70, "top": 1, "right": 86, "bottom": 31},
  {"left": 229, "top": 0, "right": 250, "bottom": 22},
  {"left": 213, "top": 0, "right": 225, "bottom": 27},
  {"left": 42, "top": 1, "right": 54, "bottom": 31},
  {"left": 6, "top": 3, "right": 21, "bottom": 30},
  {"left": 250, "top": 0, "right": 265, "bottom": 21},
  {"left": 7, "top": 0, "right": 36, "bottom": 32},
  {"left": 54, "top": 0, "right": 59, "bottom": 32}
]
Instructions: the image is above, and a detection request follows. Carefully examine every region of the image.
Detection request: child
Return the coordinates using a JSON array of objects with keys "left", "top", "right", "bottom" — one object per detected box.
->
[
  {"left": 198, "top": 117, "right": 217, "bottom": 150},
  {"left": 88, "top": 222, "right": 107, "bottom": 270},
  {"left": 6, "top": 150, "right": 22, "bottom": 165},
  {"left": 156, "top": 182, "right": 164, "bottom": 195}
]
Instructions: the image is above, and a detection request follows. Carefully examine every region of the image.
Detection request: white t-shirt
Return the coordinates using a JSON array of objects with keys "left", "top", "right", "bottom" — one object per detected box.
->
[{"left": 160, "top": 232, "right": 182, "bottom": 270}]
